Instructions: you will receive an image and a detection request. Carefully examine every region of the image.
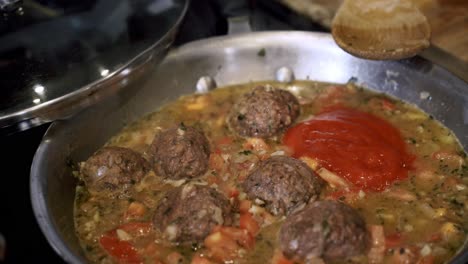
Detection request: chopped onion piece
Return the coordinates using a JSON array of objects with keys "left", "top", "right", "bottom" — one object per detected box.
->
[
  {"left": 116, "top": 229, "right": 132, "bottom": 241},
  {"left": 316, "top": 167, "right": 350, "bottom": 189},
  {"left": 420, "top": 244, "right": 431, "bottom": 256}
]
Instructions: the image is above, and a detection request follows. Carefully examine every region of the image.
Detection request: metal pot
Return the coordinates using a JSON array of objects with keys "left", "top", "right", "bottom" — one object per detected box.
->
[{"left": 30, "top": 31, "right": 468, "bottom": 263}]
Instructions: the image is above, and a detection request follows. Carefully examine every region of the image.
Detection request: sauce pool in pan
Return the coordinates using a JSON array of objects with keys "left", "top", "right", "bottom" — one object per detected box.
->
[{"left": 74, "top": 81, "right": 468, "bottom": 264}]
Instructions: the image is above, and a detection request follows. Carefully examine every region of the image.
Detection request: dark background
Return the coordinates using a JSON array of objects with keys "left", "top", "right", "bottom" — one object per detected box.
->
[{"left": 0, "top": 0, "right": 326, "bottom": 263}]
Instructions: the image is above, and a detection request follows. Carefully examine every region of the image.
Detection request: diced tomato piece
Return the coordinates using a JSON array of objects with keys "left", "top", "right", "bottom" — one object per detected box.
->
[
  {"left": 212, "top": 226, "right": 255, "bottom": 249},
  {"left": 239, "top": 200, "right": 252, "bottom": 214},
  {"left": 271, "top": 249, "right": 294, "bottom": 264},
  {"left": 206, "top": 175, "right": 221, "bottom": 185},
  {"left": 99, "top": 230, "right": 142, "bottom": 264},
  {"left": 205, "top": 231, "right": 238, "bottom": 250},
  {"left": 385, "top": 232, "right": 403, "bottom": 248},
  {"left": 166, "top": 251, "right": 185, "bottom": 264},
  {"left": 142, "top": 242, "right": 162, "bottom": 258},
  {"left": 204, "top": 231, "right": 240, "bottom": 262},
  {"left": 209, "top": 153, "right": 226, "bottom": 172},
  {"left": 228, "top": 187, "right": 240, "bottom": 198},
  {"left": 217, "top": 137, "right": 233, "bottom": 146},
  {"left": 219, "top": 183, "right": 239, "bottom": 198},
  {"left": 417, "top": 255, "right": 434, "bottom": 264},
  {"left": 381, "top": 99, "right": 396, "bottom": 111},
  {"left": 314, "top": 85, "right": 349, "bottom": 107},
  {"left": 275, "top": 256, "right": 294, "bottom": 264},
  {"left": 213, "top": 137, "right": 234, "bottom": 154},
  {"left": 236, "top": 160, "right": 254, "bottom": 171},
  {"left": 427, "top": 233, "right": 442, "bottom": 242},
  {"left": 191, "top": 255, "right": 214, "bottom": 264},
  {"left": 237, "top": 169, "right": 250, "bottom": 182},
  {"left": 240, "top": 212, "right": 260, "bottom": 236}
]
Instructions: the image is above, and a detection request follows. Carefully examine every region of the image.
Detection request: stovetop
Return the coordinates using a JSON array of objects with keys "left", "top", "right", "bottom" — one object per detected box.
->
[{"left": 0, "top": 0, "right": 326, "bottom": 262}]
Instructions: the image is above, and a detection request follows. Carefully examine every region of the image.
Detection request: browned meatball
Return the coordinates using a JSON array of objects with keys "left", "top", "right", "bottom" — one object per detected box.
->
[
  {"left": 152, "top": 184, "right": 234, "bottom": 244},
  {"left": 150, "top": 125, "right": 210, "bottom": 180},
  {"left": 279, "top": 201, "right": 370, "bottom": 262},
  {"left": 80, "top": 146, "right": 150, "bottom": 197},
  {"left": 228, "top": 85, "right": 300, "bottom": 138},
  {"left": 242, "top": 156, "right": 324, "bottom": 216}
]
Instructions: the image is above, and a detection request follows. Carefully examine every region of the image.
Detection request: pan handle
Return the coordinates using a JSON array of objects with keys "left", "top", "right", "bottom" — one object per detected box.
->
[
  {"left": 227, "top": 16, "right": 252, "bottom": 34},
  {"left": 213, "top": 0, "right": 252, "bottom": 34}
]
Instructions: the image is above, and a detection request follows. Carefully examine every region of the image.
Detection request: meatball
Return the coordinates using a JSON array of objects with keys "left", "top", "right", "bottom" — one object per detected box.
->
[
  {"left": 150, "top": 125, "right": 210, "bottom": 179},
  {"left": 80, "top": 146, "right": 150, "bottom": 197},
  {"left": 242, "top": 156, "right": 324, "bottom": 216},
  {"left": 228, "top": 85, "right": 300, "bottom": 138},
  {"left": 279, "top": 201, "right": 370, "bottom": 262},
  {"left": 153, "top": 184, "right": 234, "bottom": 244}
]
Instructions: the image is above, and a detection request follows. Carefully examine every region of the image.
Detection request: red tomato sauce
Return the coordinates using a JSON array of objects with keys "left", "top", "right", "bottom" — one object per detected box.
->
[{"left": 283, "top": 107, "right": 414, "bottom": 191}]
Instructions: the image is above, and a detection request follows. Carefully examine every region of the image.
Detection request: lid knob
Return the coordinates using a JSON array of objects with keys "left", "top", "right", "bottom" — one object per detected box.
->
[{"left": 0, "top": 0, "right": 22, "bottom": 13}]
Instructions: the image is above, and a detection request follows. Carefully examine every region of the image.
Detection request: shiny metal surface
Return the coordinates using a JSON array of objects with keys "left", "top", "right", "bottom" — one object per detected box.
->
[
  {"left": 31, "top": 31, "right": 468, "bottom": 263},
  {"left": 0, "top": 0, "right": 189, "bottom": 133}
]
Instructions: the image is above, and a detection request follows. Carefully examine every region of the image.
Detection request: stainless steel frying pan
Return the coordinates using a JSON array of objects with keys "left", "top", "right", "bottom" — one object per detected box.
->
[{"left": 30, "top": 31, "right": 468, "bottom": 263}]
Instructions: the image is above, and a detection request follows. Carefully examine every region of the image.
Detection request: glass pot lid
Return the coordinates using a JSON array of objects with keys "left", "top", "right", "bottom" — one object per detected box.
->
[{"left": 0, "top": 0, "right": 188, "bottom": 132}]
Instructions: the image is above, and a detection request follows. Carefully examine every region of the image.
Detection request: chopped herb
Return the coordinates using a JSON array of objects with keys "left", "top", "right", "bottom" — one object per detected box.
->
[
  {"left": 347, "top": 77, "right": 358, "bottom": 84},
  {"left": 439, "top": 164, "right": 449, "bottom": 172},
  {"left": 257, "top": 48, "right": 266, "bottom": 57},
  {"left": 237, "top": 114, "right": 245, "bottom": 121},
  {"left": 191, "top": 243, "right": 200, "bottom": 251},
  {"left": 75, "top": 189, "right": 86, "bottom": 203},
  {"left": 378, "top": 216, "right": 385, "bottom": 225},
  {"left": 321, "top": 220, "right": 330, "bottom": 238},
  {"left": 462, "top": 165, "right": 468, "bottom": 173},
  {"left": 376, "top": 208, "right": 385, "bottom": 214},
  {"left": 408, "top": 138, "right": 417, "bottom": 144},
  {"left": 179, "top": 122, "right": 187, "bottom": 131},
  {"left": 163, "top": 206, "right": 173, "bottom": 216},
  {"left": 450, "top": 198, "right": 464, "bottom": 208},
  {"left": 239, "top": 150, "right": 252, "bottom": 155},
  {"left": 66, "top": 156, "right": 77, "bottom": 170}
]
